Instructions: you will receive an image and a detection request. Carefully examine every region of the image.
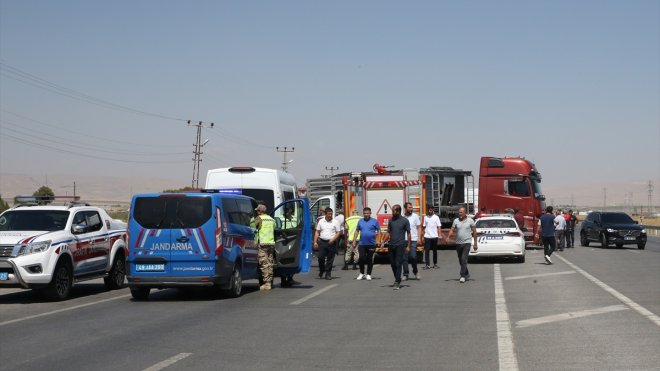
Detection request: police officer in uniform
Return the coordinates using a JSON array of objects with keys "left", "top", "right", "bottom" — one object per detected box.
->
[{"left": 255, "top": 204, "right": 275, "bottom": 291}]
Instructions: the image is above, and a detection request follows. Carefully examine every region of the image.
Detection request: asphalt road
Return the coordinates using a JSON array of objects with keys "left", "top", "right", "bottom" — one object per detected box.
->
[{"left": 1, "top": 230, "right": 659, "bottom": 371}]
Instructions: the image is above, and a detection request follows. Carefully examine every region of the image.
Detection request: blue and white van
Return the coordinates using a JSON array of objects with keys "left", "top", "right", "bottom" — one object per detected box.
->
[{"left": 126, "top": 190, "right": 312, "bottom": 300}]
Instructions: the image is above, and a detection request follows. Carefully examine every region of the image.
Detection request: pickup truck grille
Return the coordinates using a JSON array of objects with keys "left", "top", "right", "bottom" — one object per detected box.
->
[
  {"left": 617, "top": 230, "right": 641, "bottom": 238},
  {"left": 0, "top": 245, "right": 13, "bottom": 258}
]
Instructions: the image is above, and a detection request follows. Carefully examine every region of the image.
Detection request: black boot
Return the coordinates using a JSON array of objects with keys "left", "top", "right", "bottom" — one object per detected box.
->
[
  {"left": 352, "top": 264, "right": 358, "bottom": 270},
  {"left": 341, "top": 263, "right": 349, "bottom": 270}
]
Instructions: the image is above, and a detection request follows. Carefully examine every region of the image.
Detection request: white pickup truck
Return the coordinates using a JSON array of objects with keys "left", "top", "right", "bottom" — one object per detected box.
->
[{"left": 0, "top": 203, "right": 127, "bottom": 300}]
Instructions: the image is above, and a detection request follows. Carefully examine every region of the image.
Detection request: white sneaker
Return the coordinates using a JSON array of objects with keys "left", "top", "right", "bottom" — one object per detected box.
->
[
  {"left": 415, "top": 273, "right": 421, "bottom": 280},
  {"left": 459, "top": 277, "right": 466, "bottom": 283},
  {"left": 366, "top": 275, "right": 372, "bottom": 281},
  {"left": 402, "top": 276, "right": 408, "bottom": 281},
  {"left": 356, "top": 273, "right": 364, "bottom": 280},
  {"left": 545, "top": 255, "right": 552, "bottom": 264}
]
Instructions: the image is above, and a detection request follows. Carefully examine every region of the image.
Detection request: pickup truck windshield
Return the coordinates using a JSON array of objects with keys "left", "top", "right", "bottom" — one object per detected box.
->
[{"left": 0, "top": 210, "right": 70, "bottom": 231}]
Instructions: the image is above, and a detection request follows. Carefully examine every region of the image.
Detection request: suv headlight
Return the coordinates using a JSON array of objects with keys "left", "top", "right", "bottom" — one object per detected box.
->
[
  {"left": 17, "top": 240, "right": 51, "bottom": 256},
  {"left": 606, "top": 228, "right": 616, "bottom": 233},
  {"left": 641, "top": 229, "right": 646, "bottom": 234}
]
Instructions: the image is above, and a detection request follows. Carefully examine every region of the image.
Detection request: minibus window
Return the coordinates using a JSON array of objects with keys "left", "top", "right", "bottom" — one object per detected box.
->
[{"left": 240, "top": 189, "right": 275, "bottom": 212}]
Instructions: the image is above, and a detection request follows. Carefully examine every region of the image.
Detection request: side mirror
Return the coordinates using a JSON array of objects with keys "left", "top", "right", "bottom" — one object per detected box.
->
[{"left": 72, "top": 224, "right": 86, "bottom": 234}]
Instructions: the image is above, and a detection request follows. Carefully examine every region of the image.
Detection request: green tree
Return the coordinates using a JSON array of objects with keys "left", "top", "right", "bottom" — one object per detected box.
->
[
  {"left": 33, "top": 186, "right": 55, "bottom": 205},
  {"left": 0, "top": 194, "right": 9, "bottom": 213}
]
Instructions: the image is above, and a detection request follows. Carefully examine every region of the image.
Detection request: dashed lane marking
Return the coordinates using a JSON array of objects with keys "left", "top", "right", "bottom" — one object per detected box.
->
[
  {"left": 0, "top": 294, "right": 131, "bottom": 327},
  {"left": 516, "top": 305, "right": 629, "bottom": 328},
  {"left": 494, "top": 264, "right": 519, "bottom": 371},
  {"left": 142, "top": 353, "right": 192, "bottom": 371},
  {"left": 290, "top": 284, "right": 338, "bottom": 305},
  {"left": 555, "top": 254, "right": 660, "bottom": 329},
  {"left": 505, "top": 270, "right": 576, "bottom": 281}
]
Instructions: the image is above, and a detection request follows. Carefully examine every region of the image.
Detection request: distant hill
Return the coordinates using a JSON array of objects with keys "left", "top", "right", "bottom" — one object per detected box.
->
[{"left": 0, "top": 173, "right": 185, "bottom": 205}]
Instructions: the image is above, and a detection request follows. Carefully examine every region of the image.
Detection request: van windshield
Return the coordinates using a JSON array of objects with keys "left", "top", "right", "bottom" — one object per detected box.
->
[
  {"left": 133, "top": 196, "right": 211, "bottom": 229},
  {"left": 240, "top": 189, "right": 275, "bottom": 212}
]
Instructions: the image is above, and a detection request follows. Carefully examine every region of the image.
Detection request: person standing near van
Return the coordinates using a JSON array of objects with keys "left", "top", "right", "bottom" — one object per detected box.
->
[
  {"left": 402, "top": 202, "right": 422, "bottom": 280},
  {"left": 554, "top": 210, "right": 567, "bottom": 251},
  {"left": 380, "top": 204, "right": 411, "bottom": 290},
  {"left": 422, "top": 206, "right": 443, "bottom": 269},
  {"left": 566, "top": 210, "right": 578, "bottom": 248},
  {"left": 447, "top": 207, "right": 477, "bottom": 283},
  {"left": 255, "top": 204, "right": 276, "bottom": 291},
  {"left": 314, "top": 207, "right": 341, "bottom": 280},
  {"left": 343, "top": 209, "right": 361, "bottom": 270}
]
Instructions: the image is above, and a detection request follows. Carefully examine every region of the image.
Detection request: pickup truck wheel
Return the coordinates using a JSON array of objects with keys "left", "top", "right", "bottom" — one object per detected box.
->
[
  {"left": 600, "top": 233, "right": 609, "bottom": 248},
  {"left": 518, "top": 254, "right": 526, "bottom": 263},
  {"left": 104, "top": 255, "right": 126, "bottom": 290},
  {"left": 580, "top": 232, "right": 589, "bottom": 247},
  {"left": 44, "top": 260, "right": 73, "bottom": 301},
  {"left": 226, "top": 265, "right": 242, "bottom": 298},
  {"left": 130, "top": 287, "right": 150, "bottom": 301},
  {"left": 638, "top": 243, "right": 646, "bottom": 250}
]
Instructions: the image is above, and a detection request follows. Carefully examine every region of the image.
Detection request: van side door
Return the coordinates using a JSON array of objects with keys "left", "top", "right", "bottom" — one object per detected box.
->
[{"left": 271, "top": 199, "right": 312, "bottom": 274}]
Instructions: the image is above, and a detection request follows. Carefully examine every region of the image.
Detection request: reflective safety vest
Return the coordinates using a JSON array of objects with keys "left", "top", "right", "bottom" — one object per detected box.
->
[
  {"left": 258, "top": 214, "right": 275, "bottom": 245},
  {"left": 345, "top": 215, "right": 361, "bottom": 241}
]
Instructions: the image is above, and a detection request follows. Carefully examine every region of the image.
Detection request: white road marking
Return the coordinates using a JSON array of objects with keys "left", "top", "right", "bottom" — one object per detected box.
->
[
  {"left": 555, "top": 254, "right": 660, "bottom": 329},
  {"left": 0, "top": 293, "right": 131, "bottom": 327},
  {"left": 627, "top": 250, "right": 641, "bottom": 254},
  {"left": 290, "top": 284, "right": 338, "bottom": 305},
  {"left": 505, "top": 270, "right": 576, "bottom": 281},
  {"left": 142, "top": 353, "right": 192, "bottom": 371},
  {"left": 494, "top": 264, "right": 519, "bottom": 371},
  {"left": 516, "top": 305, "right": 629, "bottom": 328},
  {"left": 0, "top": 288, "right": 26, "bottom": 295}
]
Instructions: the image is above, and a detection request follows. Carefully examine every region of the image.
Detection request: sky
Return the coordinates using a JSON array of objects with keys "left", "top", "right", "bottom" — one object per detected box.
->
[{"left": 1, "top": 1, "right": 659, "bottom": 204}]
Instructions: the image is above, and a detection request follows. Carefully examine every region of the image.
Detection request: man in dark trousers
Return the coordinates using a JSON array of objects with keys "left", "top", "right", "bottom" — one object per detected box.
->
[
  {"left": 380, "top": 204, "right": 411, "bottom": 290},
  {"left": 536, "top": 206, "right": 557, "bottom": 264},
  {"left": 313, "top": 207, "right": 341, "bottom": 280}
]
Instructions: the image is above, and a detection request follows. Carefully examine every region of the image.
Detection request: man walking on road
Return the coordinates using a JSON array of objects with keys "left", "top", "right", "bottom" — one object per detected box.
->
[
  {"left": 447, "top": 207, "right": 477, "bottom": 283},
  {"left": 255, "top": 204, "right": 276, "bottom": 291},
  {"left": 554, "top": 210, "right": 566, "bottom": 251},
  {"left": 402, "top": 202, "right": 422, "bottom": 280},
  {"left": 566, "top": 210, "right": 578, "bottom": 248},
  {"left": 380, "top": 204, "right": 411, "bottom": 290},
  {"left": 314, "top": 207, "right": 341, "bottom": 280},
  {"left": 353, "top": 207, "right": 381, "bottom": 281},
  {"left": 422, "top": 205, "right": 443, "bottom": 269},
  {"left": 537, "top": 206, "right": 557, "bottom": 264}
]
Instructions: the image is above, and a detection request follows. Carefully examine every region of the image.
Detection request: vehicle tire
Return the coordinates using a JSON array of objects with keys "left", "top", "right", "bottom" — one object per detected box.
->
[
  {"left": 130, "top": 287, "right": 150, "bottom": 301},
  {"left": 44, "top": 259, "right": 73, "bottom": 301},
  {"left": 518, "top": 255, "right": 526, "bottom": 263},
  {"left": 226, "top": 265, "right": 242, "bottom": 298},
  {"left": 600, "top": 233, "right": 609, "bottom": 248},
  {"left": 580, "top": 232, "right": 590, "bottom": 247},
  {"left": 615, "top": 243, "right": 623, "bottom": 248},
  {"left": 104, "top": 254, "right": 126, "bottom": 290},
  {"left": 281, "top": 274, "right": 293, "bottom": 288},
  {"left": 638, "top": 243, "right": 645, "bottom": 250}
]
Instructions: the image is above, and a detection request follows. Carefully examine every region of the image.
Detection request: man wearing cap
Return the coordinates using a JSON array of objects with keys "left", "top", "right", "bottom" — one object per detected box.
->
[{"left": 255, "top": 204, "right": 276, "bottom": 291}]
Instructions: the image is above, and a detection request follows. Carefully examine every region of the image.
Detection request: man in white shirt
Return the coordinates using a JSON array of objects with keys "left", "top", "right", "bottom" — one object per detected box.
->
[
  {"left": 403, "top": 202, "right": 422, "bottom": 280},
  {"left": 554, "top": 210, "right": 567, "bottom": 251},
  {"left": 314, "top": 207, "right": 341, "bottom": 280},
  {"left": 422, "top": 205, "right": 443, "bottom": 269}
]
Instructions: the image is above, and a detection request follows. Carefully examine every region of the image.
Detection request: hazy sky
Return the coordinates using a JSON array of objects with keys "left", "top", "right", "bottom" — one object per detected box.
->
[{"left": 1, "top": 1, "right": 659, "bottom": 194}]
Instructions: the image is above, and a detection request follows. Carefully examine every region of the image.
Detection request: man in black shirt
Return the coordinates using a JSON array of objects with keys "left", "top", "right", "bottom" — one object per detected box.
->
[{"left": 380, "top": 204, "right": 411, "bottom": 290}]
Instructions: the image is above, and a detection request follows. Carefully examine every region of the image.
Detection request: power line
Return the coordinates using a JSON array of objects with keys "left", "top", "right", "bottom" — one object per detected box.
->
[
  {"left": 0, "top": 62, "right": 187, "bottom": 122},
  {"left": 277, "top": 146, "right": 295, "bottom": 172},
  {"left": 189, "top": 121, "right": 214, "bottom": 189}
]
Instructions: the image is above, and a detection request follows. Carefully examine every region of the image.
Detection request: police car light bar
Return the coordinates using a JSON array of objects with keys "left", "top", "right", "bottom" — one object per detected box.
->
[{"left": 200, "top": 189, "right": 243, "bottom": 194}]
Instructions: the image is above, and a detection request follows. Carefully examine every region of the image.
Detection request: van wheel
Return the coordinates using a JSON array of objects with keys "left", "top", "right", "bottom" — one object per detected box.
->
[
  {"left": 615, "top": 243, "right": 623, "bottom": 248},
  {"left": 130, "top": 287, "right": 150, "bottom": 301},
  {"left": 44, "top": 260, "right": 73, "bottom": 301},
  {"left": 638, "top": 243, "right": 645, "bottom": 250},
  {"left": 226, "top": 266, "right": 242, "bottom": 298},
  {"left": 580, "top": 232, "right": 589, "bottom": 247},
  {"left": 104, "top": 254, "right": 126, "bottom": 290}
]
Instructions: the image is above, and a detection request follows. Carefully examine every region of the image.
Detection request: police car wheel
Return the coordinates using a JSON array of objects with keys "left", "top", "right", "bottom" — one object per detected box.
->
[
  {"left": 44, "top": 259, "right": 73, "bottom": 301},
  {"left": 130, "top": 287, "right": 150, "bottom": 301},
  {"left": 104, "top": 255, "right": 126, "bottom": 290},
  {"left": 226, "top": 266, "right": 242, "bottom": 298}
]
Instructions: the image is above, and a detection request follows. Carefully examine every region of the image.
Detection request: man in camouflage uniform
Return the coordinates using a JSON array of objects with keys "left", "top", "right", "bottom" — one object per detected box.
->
[
  {"left": 343, "top": 209, "right": 361, "bottom": 270},
  {"left": 255, "top": 204, "right": 275, "bottom": 291}
]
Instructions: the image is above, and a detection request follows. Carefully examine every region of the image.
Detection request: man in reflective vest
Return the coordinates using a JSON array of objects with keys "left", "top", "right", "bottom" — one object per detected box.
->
[
  {"left": 255, "top": 204, "right": 275, "bottom": 291},
  {"left": 343, "top": 209, "right": 361, "bottom": 270}
]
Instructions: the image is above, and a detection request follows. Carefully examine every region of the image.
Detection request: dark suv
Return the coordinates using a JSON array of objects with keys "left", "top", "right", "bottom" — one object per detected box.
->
[{"left": 580, "top": 211, "right": 647, "bottom": 249}]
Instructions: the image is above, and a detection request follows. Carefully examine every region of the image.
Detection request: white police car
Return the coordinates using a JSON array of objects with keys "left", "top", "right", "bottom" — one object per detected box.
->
[
  {"left": 0, "top": 201, "right": 127, "bottom": 300},
  {"left": 469, "top": 215, "right": 526, "bottom": 263}
]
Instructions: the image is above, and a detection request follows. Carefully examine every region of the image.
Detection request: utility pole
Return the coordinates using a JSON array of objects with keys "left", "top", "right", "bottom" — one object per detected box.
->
[
  {"left": 649, "top": 180, "right": 654, "bottom": 215},
  {"left": 276, "top": 147, "right": 295, "bottom": 172},
  {"left": 325, "top": 166, "right": 339, "bottom": 196},
  {"left": 603, "top": 187, "right": 607, "bottom": 209},
  {"left": 189, "top": 120, "right": 214, "bottom": 189}
]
